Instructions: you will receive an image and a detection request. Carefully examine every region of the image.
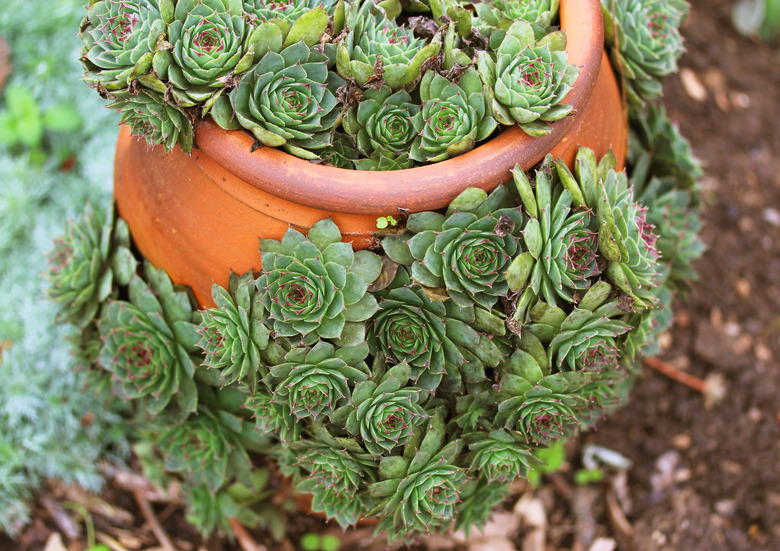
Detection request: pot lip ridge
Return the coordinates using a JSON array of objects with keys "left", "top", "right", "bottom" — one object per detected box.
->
[{"left": 193, "top": 0, "right": 605, "bottom": 215}]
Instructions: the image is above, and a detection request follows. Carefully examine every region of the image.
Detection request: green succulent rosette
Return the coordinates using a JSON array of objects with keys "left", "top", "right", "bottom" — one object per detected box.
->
[
  {"left": 197, "top": 271, "right": 271, "bottom": 392},
  {"left": 244, "top": 0, "right": 338, "bottom": 24},
  {"left": 477, "top": 21, "right": 578, "bottom": 136},
  {"left": 474, "top": 0, "right": 560, "bottom": 29},
  {"left": 265, "top": 341, "right": 370, "bottom": 421},
  {"left": 79, "top": 0, "right": 168, "bottom": 91},
  {"left": 243, "top": 0, "right": 335, "bottom": 58},
  {"left": 155, "top": 0, "right": 259, "bottom": 107},
  {"left": 336, "top": 1, "right": 441, "bottom": 90},
  {"left": 630, "top": 105, "right": 704, "bottom": 284},
  {"left": 558, "top": 148, "right": 663, "bottom": 308},
  {"left": 454, "top": 479, "right": 510, "bottom": 537},
  {"left": 603, "top": 0, "right": 687, "bottom": 106},
  {"left": 410, "top": 68, "right": 497, "bottom": 162},
  {"left": 47, "top": 204, "right": 136, "bottom": 328},
  {"left": 341, "top": 363, "right": 429, "bottom": 456},
  {"left": 256, "top": 218, "right": 382, "bottom": 346},
  {"left": 465, "top": 429, "right": 538, "bottom": 483},
  {"left": 369, "top": 415, "right": 467, "bottom": 538},
  {"left": 108, "top": 89, "right": 194, "bottom": 152},
  {"left": 343, "top": 86, "right": 420, "bottom": 158},
  {"left": 245, "top": 389, "right": 302, "bottom": 441},
  {"left": 97, "top": 261, "right": 201, "bottom": 416},
  {"left": 157, "top": 405, "right": 254, "bottom": 491},
  {"left": 508, "top": 161, "right": 600, "bottom": 313},
  {"left": 534, "top": 282, "right": 632, "bottom": 372},
  {"left": 353, "top": 150, "right": 414, "bottom": 171},
  {"left": 297, "top": 474, "right": 376, "bottom": 527},
  {"left": 369, "top": 268, "right": 504, "bottom": 391},
  {"left": 296, "top": 443, "right": 377, "bottom": 498},
  {"left": 320, "top": 133, "right": 360, "bottom": 168},
  {"left": 493, "top": 330, "right": 597, "bottom": 445},
  {"left": 224, "top": 41, "right": 344, "bottom": 159},
  {"left": 404, "top": 185, "right": 524, "bottom": 308}
]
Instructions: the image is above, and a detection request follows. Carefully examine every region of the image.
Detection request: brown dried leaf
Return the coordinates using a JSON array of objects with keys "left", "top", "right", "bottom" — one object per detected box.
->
[
  {"left": 495, "top": 214, "right": 516, "bottom": 237},
  {"left": 420, "top": 285, "right": 451, "bottom": 302},
  {"left": 367, "top": 257, "right": 400, "bottom": 292}
]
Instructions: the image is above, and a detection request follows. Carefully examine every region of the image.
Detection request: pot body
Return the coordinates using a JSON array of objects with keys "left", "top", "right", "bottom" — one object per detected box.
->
[{"left": 114, "top": 0, "right": 627, "bottom": 307}]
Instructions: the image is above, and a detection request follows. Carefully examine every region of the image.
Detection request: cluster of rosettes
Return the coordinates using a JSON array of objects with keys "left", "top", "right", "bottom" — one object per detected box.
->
[
  {"left": 52, "top": 100, "right": 701, "bottom": 542},
  {"left": 80, "top": 0, "right": 583, "bottom": 164}
]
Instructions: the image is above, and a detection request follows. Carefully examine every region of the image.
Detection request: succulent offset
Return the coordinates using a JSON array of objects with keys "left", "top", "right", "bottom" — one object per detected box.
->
[
  {"left": 602, "top": 0, "right": 688, "bottom": 105},
  {"left": 62, "top": 0, "right": 704, "bottom": 545}
]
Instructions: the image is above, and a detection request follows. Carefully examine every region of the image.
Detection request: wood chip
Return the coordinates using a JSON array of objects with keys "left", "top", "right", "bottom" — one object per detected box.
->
[
  {"left": 605, "top": 486, "right": 633, "bottom": 551},
  {"left": 133, "top": 490, "right": 177, "bottom": 551},
  {"left": 44, "top": 533, "right": 67, "bottom": 551},
  {"left": 228, "top": 518, "right": 267, "bottom": 551},
  {"left": 41, "top": 497, "right": 82, "bottom": 540},
  {"left": 513, "top": 495, "right": 546, "bottom": 551},
  {"left": 679, "top": 68, "right": 707, "bottom": 102},
  {"left": 572, "top": 486, "right": 599, "bottom": 551}
]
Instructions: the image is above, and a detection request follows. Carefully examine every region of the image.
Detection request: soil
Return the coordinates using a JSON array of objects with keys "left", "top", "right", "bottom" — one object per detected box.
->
[{"left": 3, "top": 1, "right": 779, "bottom": 550}]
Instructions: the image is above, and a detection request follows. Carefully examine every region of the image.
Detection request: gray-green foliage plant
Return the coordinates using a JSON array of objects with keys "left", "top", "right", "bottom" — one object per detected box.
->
[{"left": 1, "top": 0, "right": 131, "bottom": 537}]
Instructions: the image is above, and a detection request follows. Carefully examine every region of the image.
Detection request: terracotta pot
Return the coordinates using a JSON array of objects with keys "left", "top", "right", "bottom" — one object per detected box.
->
[{"left": 114, "top": 0, "right": 628, "bottom": 308}]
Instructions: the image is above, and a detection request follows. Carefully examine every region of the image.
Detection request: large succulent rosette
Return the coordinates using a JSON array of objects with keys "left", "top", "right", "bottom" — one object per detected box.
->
[
  {"left": 225, "top": 41, "right": 344, "bottom": 159},
  {"left": 109, "top": 90, "right": 194, "bottom": 152},
  {"left": 603, "top": 0, "right": 687, "bottom": 105},
  {"left": 342, "top": 363, "right": 428, "bottom": 456},
  {"left": 410, "top": 68, "right": 497, "bottom": 162},
  {"left": 477, "top": 21, "right": 578, "bottom": 136},
  {"left": 336, "top": 1, "right": 441, "bottom": 89},
  {"left": 342, "top": 86, "right": 419, "bottom": 164},
  {"left": 403, "top": 185, "right": 524, "bottom": 308},
  {"left": 507, "top": 162, "right": 601, "bottom": 312},
  {"left": 474, "top": 0, "right": 561, "bottom": 29},
  {"left": 265, "top": 341, "right": 370, "bottom": 421},
  {"left": 369, "top": 268, "right": 504, "bottom": 391},
  {"left": 255, "top": 218, "right": 382, "bottom": 346},
  {"left": 158, "top": 0, "right": 258, "bottom": 106},
  {"left": 46, "top": 204, "right": 135, "bottom": 328},
  {"left": 97, "top": 263, "right": 201, "bottom": 416},
  {"left": 370, "top": 415, "right": 467, "bottom": 536},
  {"left": 79, "top": 0, "right": 167, "bottom": 91},
  {"left": 197, "top": 271, "right": 271, "bottom": 392}
]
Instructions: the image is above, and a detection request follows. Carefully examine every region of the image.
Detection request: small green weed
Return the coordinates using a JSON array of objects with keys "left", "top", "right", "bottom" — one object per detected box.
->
[{"left": 300, "top": 533, "right": 340, "bottom": 551}]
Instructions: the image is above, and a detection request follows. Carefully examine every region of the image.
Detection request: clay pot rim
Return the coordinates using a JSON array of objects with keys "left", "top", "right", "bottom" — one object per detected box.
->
[{"left": 194, "top": 0, "right": 604, "bottom": 215}]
